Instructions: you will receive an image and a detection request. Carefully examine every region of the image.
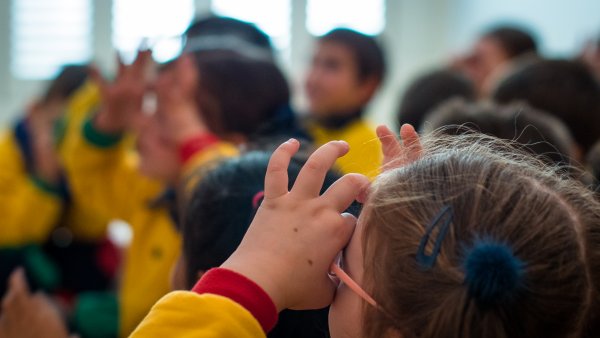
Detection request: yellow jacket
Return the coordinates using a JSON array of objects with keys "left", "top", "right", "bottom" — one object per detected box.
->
[
  {"left": 309, "top": 118, "right": 381, "bottom": 180},
  {"left": 131, "top": 292, "right": 265, "bottom": 338},
  {"left": 61, "top": 98, "right": 238, "bottom": 336},
  {"left": 130, "top": 268, "right": 277, "bottom": 338},
  {"left": 0, "top": 82, "right": 107, "bottom": 246},
  {"left": 0, "top": 129, "right": 62, "bottom": 246},
  {"left": 58, "top": 82, "right": 114, "bottom": 240}
]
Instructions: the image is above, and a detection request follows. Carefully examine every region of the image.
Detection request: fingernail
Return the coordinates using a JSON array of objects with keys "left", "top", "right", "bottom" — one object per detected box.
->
[{"left": 286, "top": 138, "right": 297, "bottom": 144}]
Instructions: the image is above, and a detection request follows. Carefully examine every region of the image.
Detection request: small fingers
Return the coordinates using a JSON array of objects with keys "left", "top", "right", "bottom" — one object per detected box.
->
[
  {"left": 177, "top": 54, "right": 199, "bottom": 96},
  {"left": 2, "top": 268, "right": 29, "bottom": 309},
  {"left": 116, "top": 53, "right": 126, "bottom": 78},
  {"left": 131, "top": 49, "right": 153, "bottom": 80},
  {"left": 399, "top": 124, "right": 422, "bottom": 163},
  {"left": 8, "top": 267, "right": 29, "bottom": 295},
  {"left": 377, "top": 125, "right": 402, "bottom": 166},
  {"left": 320, "top": 174, "right": 369, "bottom": 212},
  {"left": 378, "top": 124, "right": 423, "bottom": 170},
  {"left": 264, "top": 139, "right": 300, "bottom": 199},
  {"left": 291, "top": 141, "right": 349, "bottom": 198}
]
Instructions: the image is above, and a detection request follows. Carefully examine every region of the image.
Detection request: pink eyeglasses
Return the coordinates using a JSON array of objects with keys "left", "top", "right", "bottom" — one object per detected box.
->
[{"left": 329, "top": 253, "right": 377, "bottom": 307}]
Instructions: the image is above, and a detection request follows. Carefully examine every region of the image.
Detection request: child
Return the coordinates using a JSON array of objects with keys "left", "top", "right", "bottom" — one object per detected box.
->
[
  {"left": 396, "top": 69, "right": 475, "bottom": 131},
  {"left": 493, "top": 59, "right": 600, "bottom": 156},
  {"left": 304, "top": 28, "right": 386, "bottom": 179},
  {"left": 0, "top": 65, "right": 89, "bottom": 247},
  {"left": 176, "top": 151, "right": 343, "bottom": 337},
  {"left": 185, "top": 51, "right": 310, "bottom": 148},
  {"left": 422, "top": 99, "right": 577, "bottom": 169},
  {"left": 0, "top": 65, "right": 118, "bottom": 300},
  {"left": 453, "top": 25, "right": 538, "bottom": 95},
  {"left": 61, "top": 48, "right": 309, "bottom": 336},
  {"left": 131, "top": 124, "right": 599, "bottom": 338}
]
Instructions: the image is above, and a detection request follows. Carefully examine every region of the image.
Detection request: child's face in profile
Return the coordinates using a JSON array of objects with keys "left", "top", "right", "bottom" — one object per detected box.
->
[
  {"left": 304, "top": 41, "right": 371, "bottom": 117},
  {"left": 328, "top": 214, "right": 367, "bottom": 338}
]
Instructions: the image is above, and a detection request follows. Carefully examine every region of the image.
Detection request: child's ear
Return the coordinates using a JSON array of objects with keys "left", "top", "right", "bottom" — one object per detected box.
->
[{"left": 358, "top": 76, "right": 380, "bottom": 104}]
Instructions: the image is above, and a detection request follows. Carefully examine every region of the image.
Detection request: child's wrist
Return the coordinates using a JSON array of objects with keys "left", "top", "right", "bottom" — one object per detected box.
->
[
  {"left": 178, "top": 133, "right": 220, "bottom": 164},
  {"left": 93, "top": 108, "right": 126, "bottom": 134},
  {"left": 192, "top": 267, "right": 278, "bottom": 333},
  {"left": 84, "top": 114, "right": 124, "bottom": 148}
]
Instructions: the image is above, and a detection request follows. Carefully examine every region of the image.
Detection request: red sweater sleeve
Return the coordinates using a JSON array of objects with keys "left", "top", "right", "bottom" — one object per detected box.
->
[
  {"left": 179, "top": 133, "right": 220, "bottom": 164},
  {"left": 192, "top": 268, "right": 278, "bottom": 333}
]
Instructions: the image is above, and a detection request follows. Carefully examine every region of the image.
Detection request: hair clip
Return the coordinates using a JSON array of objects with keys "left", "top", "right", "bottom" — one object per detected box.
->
[
  {"left": 252, "top": 190, "right": 265, "bottom": 209},
  {"left": 416, "top": 205, "right": 453, "bottom": 269}
]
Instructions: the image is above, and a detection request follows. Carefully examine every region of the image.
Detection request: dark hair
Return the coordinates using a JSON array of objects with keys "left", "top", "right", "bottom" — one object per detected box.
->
[
  {"left": 43, "top": 64, "right": 89, "bottom": 103},
  {"left": 362, "top": 132, "right": 598, "bottom": 338},
  {"left": 422, "top": 99, "right": 576, "bottom": 168},
  {"left": 483, "top": 26, "right": 538, "bottom": 58},
  {"left": 397, "top": 69, "right": 476, "bottom": 130},
  {"left": 182, "top": 152, "right": 340, "bottom": 337},
  {"left": 493, "top": 59, "right": 600, "bottom": 153},
  {"left": 184, "top": 15, "right": 274, "bottom": 60},
  {"left": 320, "top": 28, "right": 386, "bottom": 83},
  {"left": 191, "top": 52, "right": 307, "bottom": 141},
  {"left": 588, "top": 141, "right": 600, "bottom": 192}
]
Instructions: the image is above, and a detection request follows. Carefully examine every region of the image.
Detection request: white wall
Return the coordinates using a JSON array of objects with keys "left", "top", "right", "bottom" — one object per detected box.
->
[
  {"left": 449, "top": 0, "right": 600, "bottom": 56},
  {"left": 1, "top": 0, "right": 599, "bottom": 128}
]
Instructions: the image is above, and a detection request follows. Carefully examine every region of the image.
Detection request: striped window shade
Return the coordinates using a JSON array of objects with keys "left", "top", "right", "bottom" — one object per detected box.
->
[{"left": 11, "top": 0, "right": 92, "bottom": 80}]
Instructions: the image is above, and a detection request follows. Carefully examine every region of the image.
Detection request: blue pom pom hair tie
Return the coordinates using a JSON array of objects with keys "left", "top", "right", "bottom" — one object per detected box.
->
[
  {"left": 416, "top": 205, "right": 454, "bottom": 269},
  {"left": 463, "top": 240, "right": 524, "bottom": 308}
]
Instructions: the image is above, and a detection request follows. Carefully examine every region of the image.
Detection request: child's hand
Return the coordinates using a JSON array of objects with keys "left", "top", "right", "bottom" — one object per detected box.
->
[
  {"left": 352, "top": 124, "right": 423, "bottom": 204},
  {"left": 221, "top": 140, "right": 369, "bottom": 311},
  {"left": 0, "top": 269, "right": 71, "bottom": 338},
  {"left": 155, "top": 54, "right": 209, "bottom": 146},
  {"left": 90, "top": 50, "right": 153, "bottom": 134},
  {"left": 376, "top": 124, "right": 422, "bottom": 171}
]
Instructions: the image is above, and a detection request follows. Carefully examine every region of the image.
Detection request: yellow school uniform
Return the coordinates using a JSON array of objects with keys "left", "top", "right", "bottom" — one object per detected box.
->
[
  {"left": 0, "top": 130, "right": 62, "bottom": 246},
  {"left": 61, "top": 102, "right": 238, "bottom": 336},
  {"left": 309, "top": 117, "right": 382, "bottom": 180},
  {"left": 130, "top": 292, "right": 265, "bottom": 338}
]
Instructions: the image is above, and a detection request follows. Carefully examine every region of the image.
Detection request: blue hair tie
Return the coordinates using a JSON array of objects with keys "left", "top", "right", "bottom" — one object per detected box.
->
[
  {"left": 416, "top": 205, "right": 453, "bottom": 269},
  {"left": 463, "top": 240, "right": 524, "bottom": 307}
]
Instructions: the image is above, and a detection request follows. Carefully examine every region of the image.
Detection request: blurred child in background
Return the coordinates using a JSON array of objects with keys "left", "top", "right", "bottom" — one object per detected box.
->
[{"left": 304, "top": 28, "right": 386, "bottom": 179}]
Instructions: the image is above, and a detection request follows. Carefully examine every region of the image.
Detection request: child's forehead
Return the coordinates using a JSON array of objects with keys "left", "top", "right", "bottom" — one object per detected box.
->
[{"left": 315, "top": 40, "right": 356, "bottom": 58}]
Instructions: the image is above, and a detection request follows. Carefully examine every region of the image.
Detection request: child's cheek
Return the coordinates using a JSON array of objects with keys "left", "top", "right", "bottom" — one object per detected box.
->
[{"left": 328, "top": 284, "right": 363, "bottom": 338}]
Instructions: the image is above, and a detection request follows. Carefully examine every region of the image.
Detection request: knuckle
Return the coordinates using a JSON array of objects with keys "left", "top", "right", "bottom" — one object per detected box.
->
[
  {"left": 330, "top": 216, "right": 351, "bottom": 240},
  {"left": 304, "top": 158, "right": 323, "bottom": 172},
  {"left": 267, "top": 162, "right": 286, "bottom": 174},
  {"left": 343, "top": 173, "right": 368, "bottom": 188}
]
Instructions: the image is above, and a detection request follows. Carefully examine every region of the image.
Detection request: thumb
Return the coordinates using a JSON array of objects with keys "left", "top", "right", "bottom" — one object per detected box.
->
[{"left": 2, "top": 268, "right": 30, "bottom": 309}]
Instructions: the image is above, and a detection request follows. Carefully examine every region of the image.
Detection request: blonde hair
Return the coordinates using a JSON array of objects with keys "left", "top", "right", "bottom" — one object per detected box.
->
[{"left": 361, "top": 131, "right": 599, "bottom": 338}]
